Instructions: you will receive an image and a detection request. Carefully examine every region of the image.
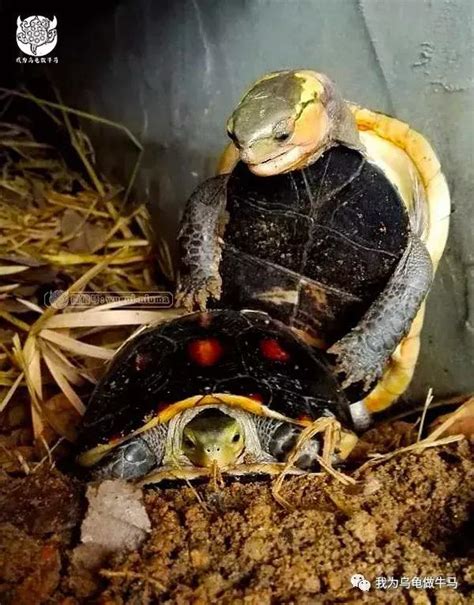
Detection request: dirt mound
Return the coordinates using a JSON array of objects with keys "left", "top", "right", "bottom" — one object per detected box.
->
[
  {"left": 0, "top": 438, "right": 472, "bottom": 604},
  {"left": 99, "top": 441, "right": 473, "bottom": 604}
]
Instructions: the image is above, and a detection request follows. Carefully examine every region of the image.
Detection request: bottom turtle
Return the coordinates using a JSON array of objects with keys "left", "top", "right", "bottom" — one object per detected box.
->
[{"left": 76, "top": 310, "right": 357, "bottom": 483}]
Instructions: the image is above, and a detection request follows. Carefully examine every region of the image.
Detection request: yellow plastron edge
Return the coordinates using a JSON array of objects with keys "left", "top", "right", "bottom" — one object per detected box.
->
[{"left": 78, "top": 394, "right": 296, "bottom": 468}]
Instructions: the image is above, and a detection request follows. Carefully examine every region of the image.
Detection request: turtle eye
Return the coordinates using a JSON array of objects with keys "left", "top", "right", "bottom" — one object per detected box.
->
[
  {"left": 273, "top": 120, "right": 292, "bottom": 143},
  {"left": 232, "top": 433, "right": 241, "bottom": 443},
  {"left": 274, "top": 131, "right": 291, "bottom": 142}
]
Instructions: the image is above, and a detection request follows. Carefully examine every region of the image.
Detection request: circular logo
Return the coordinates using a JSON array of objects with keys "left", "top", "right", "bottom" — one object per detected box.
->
[
  {"left": 16, "top": 15, "right": 58, "bottom": 57},
  {"left": 49, "top": 289, "right": 69, "bottom": 310}
]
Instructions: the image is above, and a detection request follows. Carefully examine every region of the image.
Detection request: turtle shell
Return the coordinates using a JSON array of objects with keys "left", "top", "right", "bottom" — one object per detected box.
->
[
  {"left": 217, "top": 145, "right": 409, "bottom": 346},
  {"left": 77, "top": 310, "right": 350, "bottom": 456}
]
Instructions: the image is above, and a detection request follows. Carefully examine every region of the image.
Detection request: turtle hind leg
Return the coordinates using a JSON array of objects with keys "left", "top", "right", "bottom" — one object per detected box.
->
[
  {"left": 92, "top": 438, "right": 157, "bottom": 480},
  {"left": 363, "top": 303, "right": 425, "bottom": 412},
  {"left": 92, "top": 426, "right": 167, "bottom": 480}
]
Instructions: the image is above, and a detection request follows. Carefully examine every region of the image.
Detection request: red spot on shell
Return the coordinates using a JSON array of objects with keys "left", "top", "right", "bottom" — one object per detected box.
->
[
  {"left": 187, "top": 338, "right": 224, "bottom": 367},
  {"left": 259, "top": 338, "right": 290, "bottom": 362}
]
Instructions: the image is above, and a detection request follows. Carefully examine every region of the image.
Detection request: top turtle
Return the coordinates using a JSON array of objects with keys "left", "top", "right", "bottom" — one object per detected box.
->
[{"left": 177, "top": 70, "right": 450, "bottom": 412}]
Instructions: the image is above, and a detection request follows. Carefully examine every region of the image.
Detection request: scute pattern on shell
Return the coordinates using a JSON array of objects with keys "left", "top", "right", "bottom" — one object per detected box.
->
[{"left": 218, "top": 146, "right": 410, "bottom": 345}]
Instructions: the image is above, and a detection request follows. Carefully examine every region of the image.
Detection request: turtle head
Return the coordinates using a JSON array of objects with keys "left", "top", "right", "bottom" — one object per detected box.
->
[
  {"left": 226, "top": 70, "right": 360, "bottom": 176},
  {"left": 181, "top": 409, "right": 244, "bottom": 468}
]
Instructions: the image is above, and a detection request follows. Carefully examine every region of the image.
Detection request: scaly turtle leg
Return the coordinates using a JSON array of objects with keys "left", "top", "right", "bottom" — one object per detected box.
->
[
  {"left": 176, "top": 175, "right": 229, "bottom": 311},
  {"left": 255, "top": 416, "right": 322, "bottom": 470},
  {"left": 329, "top": 233, "right": 433, "bottom": 391},
  {"left": 362, "top": 303, "right": 425, "bottom": 412}
]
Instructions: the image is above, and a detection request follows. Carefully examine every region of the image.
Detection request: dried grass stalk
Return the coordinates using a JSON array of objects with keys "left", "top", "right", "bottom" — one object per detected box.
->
[
  {"left": 0, "top": 88, "right": 173, "bottom": 462},
  {"left": 272, "top": 417, "right": 355, "bottom": 509},
  {"left": 354, "top": 400, "right": 472, "bottom": 476}
]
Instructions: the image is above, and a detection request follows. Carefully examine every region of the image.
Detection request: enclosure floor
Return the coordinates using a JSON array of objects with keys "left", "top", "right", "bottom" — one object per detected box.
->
[{"left": 0, "top": 435, "right": 472, "bottom": 604}]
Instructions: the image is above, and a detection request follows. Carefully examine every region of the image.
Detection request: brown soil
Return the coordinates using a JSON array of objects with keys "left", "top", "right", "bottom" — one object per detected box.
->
[{"left": 0, "top": 430, "right": 472, "bottom": 605}]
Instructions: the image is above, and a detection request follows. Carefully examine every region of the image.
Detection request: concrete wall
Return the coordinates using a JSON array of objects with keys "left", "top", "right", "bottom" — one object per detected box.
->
[{"left": 3, "top": 0, "right": 473, "bottom": 402}]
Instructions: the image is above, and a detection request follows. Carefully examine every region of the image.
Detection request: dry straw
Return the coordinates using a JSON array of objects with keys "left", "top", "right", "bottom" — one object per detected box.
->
[
  {"left": 0, "top": 87, "right": 179, "bottom": 468},
  {"left": 272, "top": 417, "right": 355, "bottom": 508}
]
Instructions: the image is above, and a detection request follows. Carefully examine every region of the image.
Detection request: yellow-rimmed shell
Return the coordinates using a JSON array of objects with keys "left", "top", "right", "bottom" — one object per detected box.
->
[
  {"left": 349, "top": 105, "right": 450, "bottom": 411},
  {"left": 218, "top": 103, "right": 450, "bottom": 412}
]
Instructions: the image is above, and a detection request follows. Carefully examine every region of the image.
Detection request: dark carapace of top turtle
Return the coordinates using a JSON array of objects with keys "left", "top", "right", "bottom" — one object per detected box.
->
[{"left": 217, "top": 145, "right": 409, "bottom": 346}]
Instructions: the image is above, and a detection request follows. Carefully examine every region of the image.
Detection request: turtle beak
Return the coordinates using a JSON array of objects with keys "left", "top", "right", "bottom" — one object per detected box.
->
[
  {"left": 200, "top": 444, "right": 233, "bottom": 468},
  {"left": 184, "top": 436, "right": 243, "bottom": 469}
]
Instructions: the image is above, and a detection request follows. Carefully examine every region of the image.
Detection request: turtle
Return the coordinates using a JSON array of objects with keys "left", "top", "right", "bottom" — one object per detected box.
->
[
  {"left": 16, "top": 15, "right": 57, "bottom": 56},
  {"left": 76, "top": 309, "right": 357, "bottom": 483},
  {"left": 176, "top": 69, "right": 450, "bottom": 413}
]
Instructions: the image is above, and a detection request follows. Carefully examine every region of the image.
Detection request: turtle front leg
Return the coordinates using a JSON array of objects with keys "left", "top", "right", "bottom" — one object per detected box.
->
[
  {"left": 255, "top": 417, "right": 322, "bottom": 470},
  {"left": 329, "top": 233, "right": 433, "bottom": 391},
  {"left": 92, "top": 437, "right": 158, "bottom": 480},
  {"left": 176, "top": 175, "right": 229, "bottom": 311},
  {"left": 92, "top": 426, "right": 167, "bottom": 480},
  {"left": 363, "top": 303, "right": 425, "bottom": 412}
]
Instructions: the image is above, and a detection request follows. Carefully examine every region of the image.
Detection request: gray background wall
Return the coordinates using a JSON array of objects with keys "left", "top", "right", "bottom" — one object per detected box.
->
[{"left": 4, "top": 0, "right": 474, "bottom": 403}]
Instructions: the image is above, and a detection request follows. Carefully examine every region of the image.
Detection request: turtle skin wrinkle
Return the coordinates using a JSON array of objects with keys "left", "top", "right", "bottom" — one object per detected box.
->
[{"left": 328, "top": 235, "right": 432, "bottom": 390}]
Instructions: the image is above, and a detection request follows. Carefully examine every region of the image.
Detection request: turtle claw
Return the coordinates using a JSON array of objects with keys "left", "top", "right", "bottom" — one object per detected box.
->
[
  {"left": 175, "top": 274, "right": 222, "bottom": 312},
  {"left": 175, "top": 287, "right": 206, "bottom": 312},
  {"left": 328, "top": 337, "right": 385, "bottom": 392}
]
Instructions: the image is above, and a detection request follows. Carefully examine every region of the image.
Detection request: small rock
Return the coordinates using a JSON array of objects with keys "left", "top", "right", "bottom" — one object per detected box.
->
[
  {"left": 190, "top": 547, "right": 210, "bottom": 569},
  {"left": 72, "top": 480, "right": 151, "bottom": 574},
  {"left": 243, "top": 536, "right": 267, "bottom": 561}
]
